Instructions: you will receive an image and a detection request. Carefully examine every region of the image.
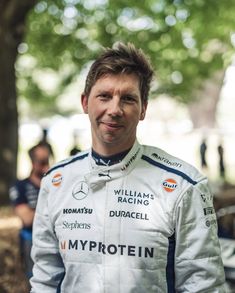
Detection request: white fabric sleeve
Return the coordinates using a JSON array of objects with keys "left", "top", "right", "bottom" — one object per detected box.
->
[
  {"left": 30, "top": 177, "right": 65, "bottom": 292},
  {"left": 174, "top": 178, "right": 226, "bottom": 292}
]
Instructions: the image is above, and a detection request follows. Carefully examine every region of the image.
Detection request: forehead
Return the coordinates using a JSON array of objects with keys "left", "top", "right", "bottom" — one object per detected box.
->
[
  {"left": 34, "top": 146, "right": 50, "bottom": 158},
  {"left": 92, "top": 73, "right": 140, "bottom": 92}
]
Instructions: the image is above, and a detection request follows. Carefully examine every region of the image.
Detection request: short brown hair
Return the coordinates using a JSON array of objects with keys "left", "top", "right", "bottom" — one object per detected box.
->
[
  {"left": 28, "top": 143, "right": 49, "bottom": 161},
  {"left": 83, "top": 42, "right": 154, "bottom": 103}
]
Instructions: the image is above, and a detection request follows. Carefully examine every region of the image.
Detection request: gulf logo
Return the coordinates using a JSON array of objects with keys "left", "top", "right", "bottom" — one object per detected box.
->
[
  {"left": 162, "top": 178, "right": 178, "bottom": 192},
  {"left": 52, "top": 173, "right": 63, "bottom": 187}
]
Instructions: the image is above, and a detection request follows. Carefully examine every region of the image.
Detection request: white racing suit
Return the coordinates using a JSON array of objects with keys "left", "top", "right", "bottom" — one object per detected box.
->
[{"left": 30, "top": 140, "right": 226, "bottom": 292}]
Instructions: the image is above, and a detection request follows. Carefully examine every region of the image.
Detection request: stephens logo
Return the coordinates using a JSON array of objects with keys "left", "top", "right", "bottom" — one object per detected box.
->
[
  {"left": 72, "top": 181, "right": 89, "bottom": 200},
  {"left": 52, "top": 173, "right": 63, "bottom": 187},
  {"left": 63, "top": 220, "right": 91, "bottom": 230},
  {"left": 162, "top": 178, "right": 178, "bottom": 192}
]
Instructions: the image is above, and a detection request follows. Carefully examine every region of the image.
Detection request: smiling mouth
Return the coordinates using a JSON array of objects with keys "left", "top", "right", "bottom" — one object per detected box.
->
[{"left": 101, "top": 121, "right": 123, "bottom": 129}]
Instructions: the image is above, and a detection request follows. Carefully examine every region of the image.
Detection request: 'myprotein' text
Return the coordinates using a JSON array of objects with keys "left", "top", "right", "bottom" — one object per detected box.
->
[{"left": 60, "top": 239, "right": 154, "bottom": 258}]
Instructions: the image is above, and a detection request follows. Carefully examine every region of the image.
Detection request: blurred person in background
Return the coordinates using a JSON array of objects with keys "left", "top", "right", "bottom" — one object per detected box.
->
[
  {"left": 30, "top": 43, "right": 225, "bottom": 292},
  {"left": 38, "top": 128, "right": 55, "bottom": 161},
  {"left": 9, "top": 143, "right": 50, "bottom": 282},
  {"left": 199, "top": 137, "right": 208, "bottom": 170},
  {"left": 217, "top": 141, "right": 225, "bottom": 180},
  {"left": 69, "top": 130, "right": 81, "bottom": 156}
]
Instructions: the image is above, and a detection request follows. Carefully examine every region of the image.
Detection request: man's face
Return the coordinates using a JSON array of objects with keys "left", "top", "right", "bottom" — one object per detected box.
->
[
  {"left": 82, "top": 73, "right": 147, "bottom": 155},
  {"left": 32, "top": 147, "right": 50, "bottom": 179}
]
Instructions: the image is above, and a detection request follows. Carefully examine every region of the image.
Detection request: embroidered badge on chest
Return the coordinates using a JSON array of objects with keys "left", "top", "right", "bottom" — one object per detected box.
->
[
  {"left": 162, "top": 178, "right": 178, "bottom": 192},
  {"left": 72, "top": 181, "right": 89, "bottom": 200}
]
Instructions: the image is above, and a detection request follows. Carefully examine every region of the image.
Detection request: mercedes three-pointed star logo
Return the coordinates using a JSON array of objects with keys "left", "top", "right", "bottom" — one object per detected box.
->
[{"left": 72, "top": 181, "right": 89, "bottom": 200}]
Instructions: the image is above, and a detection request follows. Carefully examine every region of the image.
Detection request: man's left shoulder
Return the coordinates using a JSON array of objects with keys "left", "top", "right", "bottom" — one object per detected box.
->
[{"left": 141, "top": 145, "right": 204, "bottom": 186}]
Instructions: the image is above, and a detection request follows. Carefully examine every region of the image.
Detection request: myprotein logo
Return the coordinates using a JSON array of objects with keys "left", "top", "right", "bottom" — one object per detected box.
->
[
  {"left": 52, "top": 173, "right": 63, "bottom": 187},
  {"left": 60, "top": 241, "right": 67, "bottom": 250},
  {"left": 162, "top": 178, "right": 178, "bottom": 192},
  {"left": 59, "top": 239, "right": 154, "bottom": 258},
  {"left": 72, "top": 181, "right": 89, "bottom": 200}
]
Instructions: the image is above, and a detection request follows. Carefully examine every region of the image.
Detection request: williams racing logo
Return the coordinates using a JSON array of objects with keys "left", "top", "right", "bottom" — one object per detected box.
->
[
  {"left": 162, "top": 178, "right": 178, "bottom": 192},
  {"left": 72, "top": 181, "right": 89, "bottom": 200}
]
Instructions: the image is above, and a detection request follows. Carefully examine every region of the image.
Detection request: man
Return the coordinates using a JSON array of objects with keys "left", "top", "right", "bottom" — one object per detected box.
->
[
  {"left": 199, "top": 138, "right": 207, "bottom": 169},
  {"left": 38, "top": 128, "right": 55, "bottom": 160},
  {"left": 217, "top": 141, "right": 225, "bottom": 179},
  {"left": 30, "top": 43, "right": 226, "bottom": 292},
  {"left": 69, "top": 130, "right": 81, "bottom": 156},
  {"left": 9, "top": 143, "right": 50, "bottom": 279}
]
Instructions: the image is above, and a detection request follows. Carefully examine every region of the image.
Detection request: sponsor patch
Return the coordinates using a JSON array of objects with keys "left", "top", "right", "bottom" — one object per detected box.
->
[
  {"left": 63, "top": 207, "right": 92, "bottom": 214},
  {"left": 151, "top": 153, "right": 182, "bottom": 168},
  {"left": 205, "top": 219, "right": 217, "bottom": 228},
  {"left": 200, "top": 193, "right": 213, "bottom": 203},
  {"left": 203, "top": 207, "right": 214, "bottom": 216},
  {"left": 162, "top": 178, "right": 178, "bottom": 192},
  {"left": 52, "top": 173, "right": 63, "bottom": 187},
  {"left": 63, "top": 220, "right": 91, "bottom": 230},
  {"left": 109, "top": 210, "right": 149, "bottom": 220},
  {"left": 60, "top": 239, "right": 154, "bottom": 258},
  {"left": 121, "top": 148, "right": 140, "bottom": 171},
  {"left": 72, "top": 181, "right": 89, "bottom": 200}
]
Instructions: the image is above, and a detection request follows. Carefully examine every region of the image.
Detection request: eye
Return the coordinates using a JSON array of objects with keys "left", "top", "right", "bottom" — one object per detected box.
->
[
  {"left": 97, "top": 93, "right": 111, "bottom": 100},
  {"left": 122, "top": 95, "right": 136, "bottom": 103}
]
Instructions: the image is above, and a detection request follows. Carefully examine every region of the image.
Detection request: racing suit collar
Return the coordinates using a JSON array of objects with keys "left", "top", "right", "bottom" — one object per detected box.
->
[
  {"left": 91, "top": 148, "right": 131, "bottom": 166},
  {"left": 85, "top": 140, "right": 143, "bottom": 190}
]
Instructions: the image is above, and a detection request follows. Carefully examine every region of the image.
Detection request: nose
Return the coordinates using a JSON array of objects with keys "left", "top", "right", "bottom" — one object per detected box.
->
[{"left": 107, "top": 97, "right": 123, "bottom": 117}]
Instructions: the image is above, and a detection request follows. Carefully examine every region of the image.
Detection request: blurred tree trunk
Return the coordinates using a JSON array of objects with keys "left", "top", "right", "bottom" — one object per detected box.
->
[
  {"left": 188, "top": 70, "right": 225, "bottom": 129},
  {"left": 0, "top": 1, "right": 37, "bottom": 205}
]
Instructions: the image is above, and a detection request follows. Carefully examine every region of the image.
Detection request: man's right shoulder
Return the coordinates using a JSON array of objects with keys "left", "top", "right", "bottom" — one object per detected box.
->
[{"left": 45, "top": 151, "right": 89, "bottom": 177}]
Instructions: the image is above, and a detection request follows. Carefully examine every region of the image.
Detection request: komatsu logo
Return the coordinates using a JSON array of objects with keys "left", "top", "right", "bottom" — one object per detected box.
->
[
  {"left": 60, "top": 239, "right": 154, "bottom": 258},
  {"left": 63, "top": 207, "right": 93, "bottom": 214}
]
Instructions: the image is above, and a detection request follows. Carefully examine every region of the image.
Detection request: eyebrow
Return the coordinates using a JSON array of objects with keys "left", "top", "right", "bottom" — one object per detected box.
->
[{"left": 96, "top": 88, "right": 139, "bottom": 96}]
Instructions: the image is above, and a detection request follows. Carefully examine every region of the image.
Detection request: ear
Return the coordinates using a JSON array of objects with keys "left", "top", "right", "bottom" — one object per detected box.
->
[
  {"left": 140, "top": 101, "right": 148, "bottom": 121},
  {"left": 81, "top": 94, "right": 88, "bottom": 114}
]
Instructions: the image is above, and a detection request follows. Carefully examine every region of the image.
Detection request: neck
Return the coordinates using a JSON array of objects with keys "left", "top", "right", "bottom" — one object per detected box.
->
[
  {"left": 92, "top": 139, "right": 136, "bottom": 157},
  {"left": 29, "top": 173, "right": 42, "bottom": 188},
  {"left": 92, "top": 148, "right": 131, "bottom": 166}
]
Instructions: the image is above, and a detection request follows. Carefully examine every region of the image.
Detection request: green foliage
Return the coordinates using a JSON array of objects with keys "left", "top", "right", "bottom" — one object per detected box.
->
[{"left": 17, "top": 0, "right": 235, "bottom": 116}]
